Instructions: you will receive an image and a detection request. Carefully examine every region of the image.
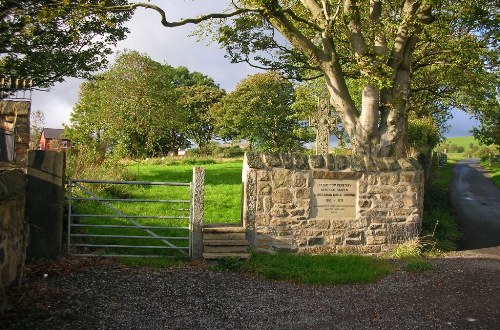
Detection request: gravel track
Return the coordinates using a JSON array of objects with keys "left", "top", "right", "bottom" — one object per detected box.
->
[{"left": 1, "top": 254, "right": 499, "bottom": 330}]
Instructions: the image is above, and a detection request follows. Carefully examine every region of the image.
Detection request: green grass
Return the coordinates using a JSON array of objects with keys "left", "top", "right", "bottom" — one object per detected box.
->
[
  {"left": 229, "top": 253, "right": 394, "bottom": 285},
  {"left": 405, "top": 258, "right": 434, "bottom": 272},
  {"left": 130, "top": 161, "right": 243, "bottom": 223},
  {"left": 421, "top": 159, "right": 461, "bottom": 251},
  {"left": 481, "top": 159, "right": 500, "bottom": 188},
  {"left": 446, "top": 136, "right": 479, "bottom": 150}
]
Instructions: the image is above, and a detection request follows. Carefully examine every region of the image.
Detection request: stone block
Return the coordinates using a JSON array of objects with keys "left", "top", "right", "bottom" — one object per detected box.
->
[
  {"left": 292, "top": 173, "right": 308, "bottom": 188},
  {"left": 390, "top": 209, "right": 413, "bottom": 217},
  {"left": 383, "top": 157, "right": 401, "bottom": 171},
  {"left": 281, "top": 153, "right": 293, "bottom": 169},
  {"left": 379, "top": 173, "right": 399, "bottom": 185},
  {"left": 272, "top": 169, "right": 292, "bottom": 188},
  {"left": 272, "top": 188, "right": 293, "bottom": 204},
  {"left": 295, "top": 187, "right": 310, "bottom": 199},
  {"left": 245, "top": 152, "right": 265, "bottom": 168},
  {"left": 335, "top": 155, "right": 349, "bottom": 170},
  {"left": 358, "top": 199, "right": 372, "bottom": 208},
  {"left": 349, "top": 155, "right": 366, "bottom": 172},
  {"left": 255, "top": 213, "right": 271, "bottom": 226},
  {"left": 374, "top": 158, "right": 389, "bottom": 171},
  {"left": 309, "top": 155, "right": 325, "bottom": 168},
  {"left": 271, "top": 208, "right": 289, "bottom": 218},
  {"left": 257, "top": 182, "right": 272, "bottom": 195},
  {"left": 290, "top": 208, "right": 305, "bottom": 217},
  {"left": 315, "top": 219, "right": 330, "bottom": 229},
  {"left": 398, "top": 158, "right": 416, "bottom": 171},
  {"left": 366, "top": 235, "right": 387, "bottom": 245},
  {"left": 325, "top": 154, "right": 335, "bottom": 171},
  {"left": 263, "top": 153, "right": 282, "bottom": 167},
  {"left": 364, "top": 156, "right": 378, "bottom": 172},
  {"left": 263, "top": 196, "right": 272, "bottom": 212},
  {"left": 292, "top": 153, "right": 309, "bottom": 170},
  {"left": 408, "top": 158, "right": 423, "bottom": 170},
  {"left": 330, "top": 219, "right": 347, "bottom": 229},
  {"left": 257, "top": 170, "right": 270, "bottom": 181},
  {"left": 307, "top": 237, "right": 324, "bottom": 246}
]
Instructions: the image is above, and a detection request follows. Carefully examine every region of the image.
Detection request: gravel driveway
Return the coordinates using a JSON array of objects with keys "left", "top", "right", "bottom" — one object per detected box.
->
[{"left": 1, "top": 254, "right": 499, "bottom": 330}]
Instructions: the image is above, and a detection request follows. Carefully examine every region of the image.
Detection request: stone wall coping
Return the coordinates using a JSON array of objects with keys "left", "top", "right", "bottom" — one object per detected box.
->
[
  {"left": 0, "top": 169, "right": 26, "bottom": 201},
  {"left": 244, "top": 152, "right": 422, "bottom": 172}
]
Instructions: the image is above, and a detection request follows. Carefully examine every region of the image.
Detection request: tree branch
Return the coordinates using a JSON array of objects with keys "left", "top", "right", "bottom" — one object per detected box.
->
[{"left": 66, "top": 2, "right": 256, "bottom": 27}]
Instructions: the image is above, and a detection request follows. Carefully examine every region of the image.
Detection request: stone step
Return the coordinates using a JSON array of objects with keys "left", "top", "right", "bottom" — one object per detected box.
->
[
  {"left": 203, "top": 239, "right": 248, "bottom": 246},
  {"left": 204, "top": 245, "right": 248, "bottom": 253},
  {"left": 203, "top": 232, "right": 246, "bottom": 241},
  {"left": 203, "top": 252, "right": 250, "bottom": 260}
]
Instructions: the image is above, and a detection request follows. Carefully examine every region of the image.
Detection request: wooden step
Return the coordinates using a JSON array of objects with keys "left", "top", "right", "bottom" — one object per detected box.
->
[
  {"left": 203, "top": 225, "right": 245, "bottom": 233},
  {"left": 203, "top": 239, "right": 248, "bottom": 246},
  {"left": 203, "top": 252, "right": 250, "bottom": 260},
  {"left": 203, "top": 245, "right": 248, "bottom": 253},
  {"left": 203, "top": 232, "right": 246, "bottom": 241}
]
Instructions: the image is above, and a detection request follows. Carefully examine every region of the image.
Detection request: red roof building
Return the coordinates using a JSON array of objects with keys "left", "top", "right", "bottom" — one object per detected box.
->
[{"left": 39, "top": 128, "right": 72, "bottom": 150}]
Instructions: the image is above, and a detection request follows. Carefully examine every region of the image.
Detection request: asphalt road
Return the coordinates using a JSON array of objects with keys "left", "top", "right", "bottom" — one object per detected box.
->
[{"left": 450, "top": 159, "right": 500, "bottom": 252}]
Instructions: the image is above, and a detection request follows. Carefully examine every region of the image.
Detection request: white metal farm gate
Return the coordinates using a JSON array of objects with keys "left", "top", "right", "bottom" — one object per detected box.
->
[{"left": 66, "top": 173, "right": 205, "bottom": 258}]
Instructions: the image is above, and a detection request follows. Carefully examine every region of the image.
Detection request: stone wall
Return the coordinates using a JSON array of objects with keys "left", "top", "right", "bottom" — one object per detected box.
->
[
  {"left": 0, "top": 170, "right": 27, "bottom": 289},
  {"left": 242, "top": 152, "right": 424, "bottom": 254},
  {"left": 0, "top": 100, "right": 30, "bottom": 165}
]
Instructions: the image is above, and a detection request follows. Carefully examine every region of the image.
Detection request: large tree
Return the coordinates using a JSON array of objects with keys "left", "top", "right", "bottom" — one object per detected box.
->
[
  {"left": 0, "top": 0, "right": 131, "bottom": 88},
  {"left": 75, "top": 0, "right": 498, "bottom": 158},
  {"left": 213, "top": 71, "right": 312, "bottom": 152}
]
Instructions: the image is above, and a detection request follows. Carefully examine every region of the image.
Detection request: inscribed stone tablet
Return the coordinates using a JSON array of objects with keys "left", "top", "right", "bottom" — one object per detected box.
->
[{"left": 311, "top": 179, "right": 358, "bottom": 218}]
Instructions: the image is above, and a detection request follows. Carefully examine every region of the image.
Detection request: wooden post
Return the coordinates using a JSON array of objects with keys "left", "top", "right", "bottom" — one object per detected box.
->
[{"left": 190, "top": 167, "right": 205, "bottom": 259}]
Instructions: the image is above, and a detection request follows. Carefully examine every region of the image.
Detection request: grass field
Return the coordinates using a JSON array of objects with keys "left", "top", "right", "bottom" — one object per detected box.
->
[
  {"left": 131, "top": 161, "right": 243, "bottom": 223},
  {"left": 445, "top": 136, "right": 479, "bottom": 149}
]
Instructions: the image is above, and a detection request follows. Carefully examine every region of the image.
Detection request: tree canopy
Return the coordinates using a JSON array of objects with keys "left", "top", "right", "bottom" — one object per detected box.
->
[
  {"left": 213, "top": 71, "right": 313, "bottom": 152},
  {"left": 79, "top": 0, "right": 499, "bottom": 158},
  {"left": 69, "top": 50, "right": 224, "bottom": 158},
  {"left": 0, "top": 0, "right": 132, "bottom": 88}
]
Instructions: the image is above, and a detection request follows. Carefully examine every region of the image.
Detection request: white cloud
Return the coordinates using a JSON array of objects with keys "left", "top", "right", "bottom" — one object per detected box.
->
[{"left": 32, "top": 1, "right": 258, "bottom": 129}]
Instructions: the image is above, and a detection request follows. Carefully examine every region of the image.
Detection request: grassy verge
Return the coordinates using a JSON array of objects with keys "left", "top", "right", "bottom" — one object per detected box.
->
[
  {"left": 215, "top": 253, "right": 394, "bottom": 285},
  {"left": 421, "top": 159, "right": 461, "bottom": 251},
  {"left": 480, "top": 158, "right": 500, "bottom": 188}
]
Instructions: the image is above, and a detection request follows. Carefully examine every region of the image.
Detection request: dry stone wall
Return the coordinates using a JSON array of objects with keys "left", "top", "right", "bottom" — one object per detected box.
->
[
  {"left": 0, "top": 170, "right": 27, "bottom": 289},
  {"left": 242, "top": 152, "right": 424, "bottom": 254}
]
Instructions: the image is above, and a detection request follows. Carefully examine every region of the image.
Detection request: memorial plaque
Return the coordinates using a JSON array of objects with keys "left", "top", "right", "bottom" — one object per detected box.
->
[{"left": 311, "top": 179, "right": 358, "bottom": 218}]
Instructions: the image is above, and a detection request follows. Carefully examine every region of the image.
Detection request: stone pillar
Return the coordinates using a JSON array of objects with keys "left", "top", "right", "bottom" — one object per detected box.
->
[
  {"left": 0, "top": 170, "right": 27, "bottom": 289},
  {"left": 0, "top": 100, "right": 30, "bottom": 165},
  {"left": 190, "top": 167, "right": 204, "bottom": 259},
  {"left": 26, "top": 150, "right": 65, "bottom": 258}
]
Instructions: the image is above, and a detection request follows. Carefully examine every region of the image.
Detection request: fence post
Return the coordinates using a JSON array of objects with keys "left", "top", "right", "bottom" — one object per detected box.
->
[{"left": 191, "top": 167, "right": 204, "bottom": 259}]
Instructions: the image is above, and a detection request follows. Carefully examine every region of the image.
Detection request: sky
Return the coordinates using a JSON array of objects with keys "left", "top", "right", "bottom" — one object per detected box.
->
[{"left": 31, "top": 0, "right": 478, "bottom": 138}]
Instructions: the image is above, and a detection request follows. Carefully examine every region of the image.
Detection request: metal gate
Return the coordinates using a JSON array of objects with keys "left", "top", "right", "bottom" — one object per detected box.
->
[{"left": 67, "top": 179, "right": 192, "bottom": 258}]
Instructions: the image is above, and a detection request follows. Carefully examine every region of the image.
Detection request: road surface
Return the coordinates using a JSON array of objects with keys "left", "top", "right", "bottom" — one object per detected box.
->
[{"left": 450, "top": 158, "right": 500, "bottom": 253}]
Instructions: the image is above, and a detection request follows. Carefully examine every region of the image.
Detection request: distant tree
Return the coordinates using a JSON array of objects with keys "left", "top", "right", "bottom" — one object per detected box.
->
[
  {"left": 213, "top": 72, "right": 312, "bottom": 152},
  {"left": 29, "top": 110, "right": 45, "bottom": 149},
  {"left": 69, "top": 50, "right": 222, "bottom": 157},
  {"left": 0, "top": 0, "right": 131, "bottom": 88},
  {"left": 177, "top": 84, "right": 225, "bottom": 154}
]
